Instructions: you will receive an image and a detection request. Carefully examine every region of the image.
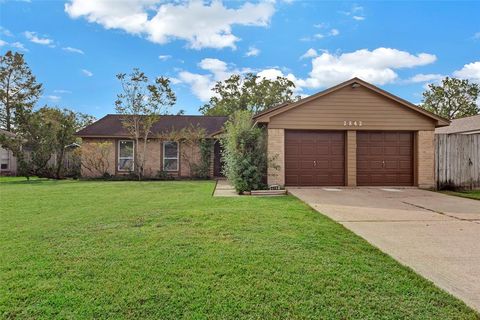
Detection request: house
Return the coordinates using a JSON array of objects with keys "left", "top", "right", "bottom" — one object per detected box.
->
[
  {"left": 255, "top": 78, "right": 449, "bottom": 188},
  {"left": 75, "top": 115, "right": 227, "bottom": 178},
  {"left": 435, "top": 114, "right": 480, "bottom": 135},
  {"left": 0, "top": 129, "right": 18, "bottom": 176}
]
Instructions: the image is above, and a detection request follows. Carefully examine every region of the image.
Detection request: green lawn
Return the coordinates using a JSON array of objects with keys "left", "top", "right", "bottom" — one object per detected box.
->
[
  {"left": 441, "top": 190, "right": 480, "bottom": 201},
  {"left": 0, "top": 178, "right": 478, "bottom": 319}
]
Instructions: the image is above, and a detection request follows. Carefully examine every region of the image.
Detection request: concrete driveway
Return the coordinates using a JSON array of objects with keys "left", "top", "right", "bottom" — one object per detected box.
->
[{"left": 288, "top": 187, "right": 480, "bottom": 311}]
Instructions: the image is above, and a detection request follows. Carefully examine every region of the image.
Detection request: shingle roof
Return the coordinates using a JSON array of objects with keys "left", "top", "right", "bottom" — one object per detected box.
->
[
  {"left": 435, "top": 114, "right": 480, "bottom": 134},
  {"left": 75, "top": 114, "right": 228, "bottom": 138}
]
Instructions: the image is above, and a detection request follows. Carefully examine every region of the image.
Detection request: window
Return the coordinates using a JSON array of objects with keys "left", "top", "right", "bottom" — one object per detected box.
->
[
  {"left": 0, "top": 149, "right": 9, "bottom": 170},
  {"left": 163, "top": 141, "right": 178, "bottom": 171},
  {"left": 118, "top": 140, "right": 134, "bottom": 171}
]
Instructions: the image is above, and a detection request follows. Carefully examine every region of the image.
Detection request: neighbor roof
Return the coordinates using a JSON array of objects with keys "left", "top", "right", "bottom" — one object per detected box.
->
[
  {"left": 435, "top": 114, "right": 480, "bottom": 134},
  {"left": 253, "top": 77, "right": 450, "bottom": 127},
  {"left": 75, "top": 114, "right": 228, "bottom": 138}
]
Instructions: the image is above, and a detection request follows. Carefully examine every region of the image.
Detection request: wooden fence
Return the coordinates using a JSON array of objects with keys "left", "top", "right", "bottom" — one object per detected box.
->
[{"left": 435, "top": 134, "right": 480, "bottom": 190}]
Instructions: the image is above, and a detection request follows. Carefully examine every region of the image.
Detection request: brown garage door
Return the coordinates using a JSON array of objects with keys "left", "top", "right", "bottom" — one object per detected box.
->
[
  {"left": 357, "top": 131, "right": 413, "bottom": 186},
  {"left": 285, "top": 130, "right": 345, "bottom": 186}
]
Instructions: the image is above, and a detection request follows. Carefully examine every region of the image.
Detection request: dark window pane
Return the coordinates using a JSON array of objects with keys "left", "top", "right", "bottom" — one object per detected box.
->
[
  {"left": 119, "top": 141, "right": 134, "bottom": 158},
  {"left": 163, "top": 159, "right": 178, "bottom": 171},
  {"left": 1, "top": 164, "right": 7, "bottom": 169},
  {"left": 119, "top": 159, "right": 134, "bottom": 171},
  {"left": 164, "top": 142, "right": 178, "bottom": 158}
]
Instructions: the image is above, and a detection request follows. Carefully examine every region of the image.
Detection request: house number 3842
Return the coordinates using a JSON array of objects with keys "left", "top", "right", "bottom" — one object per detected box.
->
[{"left": 344, "top": 120, "right": 363, "bottom": 127}]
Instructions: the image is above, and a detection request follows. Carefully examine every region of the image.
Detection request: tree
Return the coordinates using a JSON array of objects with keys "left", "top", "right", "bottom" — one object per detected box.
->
[
  {"left": 115, "top": 68, "right": 176, "bottom": 179},
  {"left": 420, "top": 77, "right": 480, "bottom": 120},
  {"left": 221, "top": 110, "right": 270, "bottom": 193},
  {"left": 37, "top": 107, "right": 86, "bottom": 179},
  {"left": 199, "top": 73, "right": 300, "bottom": 116},
  {"left": 0, "top": 106, "right": 93, "bottom": 179},
  {"left": 0, "top": 51, "right": 42, "bottom": 131}
]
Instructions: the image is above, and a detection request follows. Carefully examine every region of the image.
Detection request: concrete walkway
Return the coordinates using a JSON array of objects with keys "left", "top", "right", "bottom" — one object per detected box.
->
[
  {"left": 288, "top": 187, "right": 480, "bottom": 311},
  {"left": 213, "top": 179, "right": 238, "bottom": 197}
]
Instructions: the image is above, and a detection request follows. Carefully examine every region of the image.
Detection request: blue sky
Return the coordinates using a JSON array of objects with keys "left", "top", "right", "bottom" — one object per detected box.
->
[{"left": 1, "top": 0, "right": 479, "bottom": 118}]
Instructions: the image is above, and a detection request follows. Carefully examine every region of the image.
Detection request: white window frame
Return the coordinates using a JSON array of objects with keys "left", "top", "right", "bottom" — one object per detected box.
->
[
  {"left": 118, "top": 140, "right": 134, "bottom": 172},
  {"left": 163, "top": 141, "right": 179, "bottom": 172}
]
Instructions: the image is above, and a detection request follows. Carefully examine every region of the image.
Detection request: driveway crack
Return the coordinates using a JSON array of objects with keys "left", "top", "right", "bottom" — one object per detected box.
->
[{"left": 401, "top": 201, "right": 477, "bottom": 223}]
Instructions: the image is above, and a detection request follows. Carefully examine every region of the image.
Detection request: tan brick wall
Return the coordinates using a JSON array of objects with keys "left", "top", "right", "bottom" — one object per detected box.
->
[
  {"left": 417, "top": 130, "right": 435, "bottom": 189},
  {"left": 138, "top": 139, "right": 161, "bottom": 177},
  {"left": 80, "top": 138, "right": 116, "bottom": 177},
  {"left": 346, "top": 131, "right": 357, "bottom": 186},
  {"left": 267, "top": 128, "right": 285, "bottom": 186},
  {"left": 180, "top": 141, "right": 201, "bottom": 177}
]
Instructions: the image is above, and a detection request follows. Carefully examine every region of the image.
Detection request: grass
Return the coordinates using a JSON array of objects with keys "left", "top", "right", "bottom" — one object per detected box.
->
[
  {"left": 441, "top": 190, "right": 480, "bottom": 201},
  {"left": 0, "top": 178, "right": 478, "bottom": 319}
]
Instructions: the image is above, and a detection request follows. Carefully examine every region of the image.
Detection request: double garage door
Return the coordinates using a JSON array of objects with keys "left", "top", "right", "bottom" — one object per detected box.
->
[{"left": 285, "top": 130, "right": 413, "bottom": 186}]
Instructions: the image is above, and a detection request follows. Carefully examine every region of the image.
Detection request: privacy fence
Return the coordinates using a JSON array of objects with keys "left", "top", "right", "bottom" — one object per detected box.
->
[{"left": 435, "top": 134, "right": 480, "bottom": 190}]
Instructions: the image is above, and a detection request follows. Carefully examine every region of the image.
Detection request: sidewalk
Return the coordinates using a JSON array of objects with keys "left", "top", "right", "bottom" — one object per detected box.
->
[{"left": 213, "top": 179, "right": 238, "bottom": 197}]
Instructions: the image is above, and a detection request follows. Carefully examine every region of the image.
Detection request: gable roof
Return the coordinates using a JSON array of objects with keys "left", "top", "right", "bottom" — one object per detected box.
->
[
  {"left": 435, "top": 114, "right": 480, "bottom": 134},
  {"left": 253, "top": 77, "right": 450, "bottom": 127},
  {"left": 75, "top": 114, "right": 228, "bottom": 138}
]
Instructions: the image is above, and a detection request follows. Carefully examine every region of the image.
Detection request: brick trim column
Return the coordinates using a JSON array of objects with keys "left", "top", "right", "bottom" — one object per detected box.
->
[
  {"left": 267, "top": 128, "right": 285, "bottom": 186},
  {"left": 346, "top": 130, "right": 357, "bottom": 186},
  {"left": 417, "top": 130, "right": 435, "bottom": 189}
]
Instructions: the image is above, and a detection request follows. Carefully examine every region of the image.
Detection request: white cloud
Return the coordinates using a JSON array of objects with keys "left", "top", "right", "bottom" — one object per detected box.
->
[
  {"left": 301, "top": 27, "right": 339, "bottom": 42},
  {"left": 24, "top": 31, "right": 55, "bottom": 47},
  {"left": 177, "top": 57, "right": 256, "bottom": 101},
  {"left": 158, "top": 55, "right": 172, "bottom": 61},
  {"left": 407, "top": 73, "right": 444, "bottom": 83},
  {"left": 62, "top": 46, "right": 84, "bottom": 54},
  {"left": 297, "top": 47, "right": 437, "bottom": 89},
  {"left": 300, "top": 48, "right": 318, "bottom": 59},
  {"left": 245, "top": 46, "right": 260, "bottom": 57},
  {"left": 177, "top": 58, "right": 231, "bottom": 101},
  {"left": 341, "top": 4, "right": 365, "bottom": 21},
  {"left": 54, "top": 89, "right": 72, "bottom": 94},
  {"left": 329, "top": 28, "right": 339, "bottom": 36},
  {"left": 0, "top": 39, "right": 7, "bottom": 46},
  {"left": 453, "top": 61, "right": 480, "bottom": 82},
  {"left": 0, "top": 27, "right": 13, "bottom": 37},
  {"left": 10, "top": 42, "right": 28, "bottom": 51},
  {"left": 45, "top": 95, "right": 61, "bottom": 102},
  {"left": 178, "top": 71, "right": 214, "bottom": 102},
  {"left": 82, "top": 69, "right": 93, "bottom": 77},
  {"left": 65, "top": 0, "right": 275, "bottom": 50}
]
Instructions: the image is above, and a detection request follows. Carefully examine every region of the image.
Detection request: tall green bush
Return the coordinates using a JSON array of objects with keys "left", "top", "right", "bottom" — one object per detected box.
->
[{"left": 221, "top": 110, "right": 268, "bottom": 193}]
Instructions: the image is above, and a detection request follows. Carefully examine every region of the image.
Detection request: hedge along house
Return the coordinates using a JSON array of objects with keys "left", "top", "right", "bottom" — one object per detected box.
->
[
  {"left": 254, "top": 78, "right": 449, "bottom": 189},
  {"left": 75, "top": 115, "right": 227, "bottom": 178}
]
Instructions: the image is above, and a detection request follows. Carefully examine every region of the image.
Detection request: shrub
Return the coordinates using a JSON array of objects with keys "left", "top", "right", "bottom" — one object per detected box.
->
[{"left": 221, "top": 110, "right": 268, "bottom": 193}]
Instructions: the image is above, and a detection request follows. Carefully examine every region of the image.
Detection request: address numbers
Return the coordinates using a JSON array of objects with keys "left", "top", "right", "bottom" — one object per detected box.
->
[{"left": 343, "top": 120, "right": 363, "bottom": 127}]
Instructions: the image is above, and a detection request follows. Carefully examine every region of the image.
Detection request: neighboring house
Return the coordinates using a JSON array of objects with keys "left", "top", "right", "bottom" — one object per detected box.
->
[
  {"left": 435, "top": 114, "right": 480, "bottom": 135},
  {"left": 255, "top": 77, "right": 449, "bottom": 189},
  {"left": 75, "top": 115, "right": 227, "bottom": 178},
  {"left": 0, "top": 129, "right": 17, "bottom": 176}
]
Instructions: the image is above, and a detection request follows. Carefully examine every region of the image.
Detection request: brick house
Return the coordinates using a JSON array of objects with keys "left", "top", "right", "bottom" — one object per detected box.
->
[
  {"left": 77, "top": 78, "right": 449, "bottom": 187},
  {"left": 75, "top": 115, "right": 227, "bottom": 178},
  {"left": 255, "top": 78, "right": 449, "bottom": 189}
]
